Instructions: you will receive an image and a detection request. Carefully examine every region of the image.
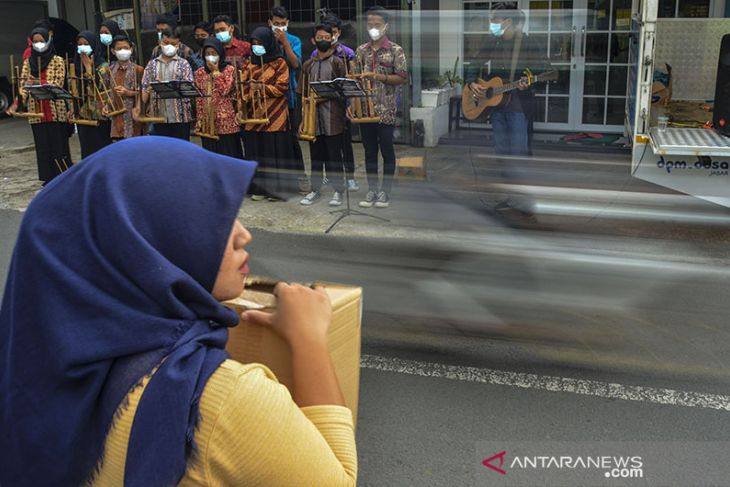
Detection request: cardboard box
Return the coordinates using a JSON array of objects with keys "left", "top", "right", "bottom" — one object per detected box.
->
[
  {"left": 397, "top": 156, "right": 427, "bottom": 181},
  {"left": 224, "top": 283, "right": 362, "bottom": 427}
]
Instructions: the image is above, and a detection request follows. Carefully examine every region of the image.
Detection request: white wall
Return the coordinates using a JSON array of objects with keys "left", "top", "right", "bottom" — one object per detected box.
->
[{"left": 438, "top": 4, "right": 465, "bottom": 78}]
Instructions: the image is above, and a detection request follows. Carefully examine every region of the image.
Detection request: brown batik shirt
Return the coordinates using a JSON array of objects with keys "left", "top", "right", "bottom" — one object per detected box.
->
[
  {"left": 299, "top": 53, "right": 346, "bottom": 137},
  {"left": 353, "top": 37, "right": 408, "bottom": 126}
]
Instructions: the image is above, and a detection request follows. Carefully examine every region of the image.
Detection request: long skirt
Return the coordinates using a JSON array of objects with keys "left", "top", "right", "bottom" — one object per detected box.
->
[
  {"left": 77, "top": 120, "right": 112, "bottom": 159},
  {"left": 31, "top": 122, "right": 73, "bottom": 183},
  {"left": 243, "top": 130, "right": 300, "bottom": 200},
  {"left": 202, "top": 132, "right": 243, "bottom": 159},
  {"left": 155, "top": 122, "right": 191, "bottom": 141}
]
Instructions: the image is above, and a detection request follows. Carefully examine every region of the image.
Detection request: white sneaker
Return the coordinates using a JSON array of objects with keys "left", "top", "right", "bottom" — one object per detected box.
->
[
  {"left": 251, "top": 194, "right": 266, "bottom": 201},
  {"left": 329, "top": 192, "right": 343, "bottom": 206},
  {"left": 347, "top": 179, "right": 359, "bottom": 192},
  {"left": 359, "top": 190, "right": 377, "bottom": 208},
  {"left": 299, "top": 191, "right": 320, "bottom": 206}
]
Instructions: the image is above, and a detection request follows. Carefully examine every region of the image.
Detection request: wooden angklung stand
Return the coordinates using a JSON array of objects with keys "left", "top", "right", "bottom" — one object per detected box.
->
[
  {"left": 298, "top": 69, "right": 317, "bottom": 142},
  {"left": 347, "top": 59, "right": 381, "bottom": 124},
  {"left": 235, "top": 57, "right": 270, "bottom": 126},
  {"left": 133, "top": 67, "right": 165, "bottom": 124},
  {"left": 10, "top": 55, "right": 44, "bottom": 119},
  {"left": 193, "top": 77, "right": 219, "bottom": 141}
]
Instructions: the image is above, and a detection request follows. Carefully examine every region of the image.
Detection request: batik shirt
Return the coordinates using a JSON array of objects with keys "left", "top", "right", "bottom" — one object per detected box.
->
[
  {"left": 110, "top": 62, "right": 145, "bottom": 138},
  {"left": 141, "top": 55, "right": 194, "bottom": 124},
  {"left": 300, "top": 54, "right": 346, "bottom": 137},
  {"left": 194, "top": 65, "right": 239, "bottom": 135},
  {"left": 19, "top": 56, "right": 69, "bottom": 124},
  {"left": 353, "top": 37, "right": 408, "bottom": 126}
]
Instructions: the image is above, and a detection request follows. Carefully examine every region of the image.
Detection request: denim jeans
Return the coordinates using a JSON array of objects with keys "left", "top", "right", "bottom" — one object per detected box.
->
[
  {"left": 360, "top": 123, "right": 396, "bottom": 193},
  {"left": 488, "top": 110, "right": 533, "bottom": 211}
]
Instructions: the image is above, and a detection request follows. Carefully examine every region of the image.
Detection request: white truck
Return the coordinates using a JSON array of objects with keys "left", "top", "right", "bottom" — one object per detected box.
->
[{"left": 628, "top": 0, "right": 730, "bottom": 208}]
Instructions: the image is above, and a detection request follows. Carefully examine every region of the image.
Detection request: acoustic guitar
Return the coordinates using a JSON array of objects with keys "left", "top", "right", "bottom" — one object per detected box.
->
[{"left": 462, "top": 68, "right": 558, "bottom": 121}]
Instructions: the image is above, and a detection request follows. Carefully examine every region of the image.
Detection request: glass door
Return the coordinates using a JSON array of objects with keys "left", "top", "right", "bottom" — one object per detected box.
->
[{"left": 526, "top": 0, "right": 630, "bottom": 132}]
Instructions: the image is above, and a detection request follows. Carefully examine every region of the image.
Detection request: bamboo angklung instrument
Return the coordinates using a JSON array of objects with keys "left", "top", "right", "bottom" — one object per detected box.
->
[
  {"left": 348, "top": 58, "right": 380, "bottom": 124},
  {"left": 98, "top": 60, "right": 127, "bottom": 118},
  {"left": 10, "top": 55, "right": 44, "bottom": 119},
  {"left": 298, "top": 69, "right": 316, "bottom": 142},
  {"left": 193, "top": 76, "right": 219, "bottom": 140},
  {"left": 68, "top": 54, "right": 100, "bottom": 126},
  {"left": 133, "top": 64, "right": 165, "bottom": 124},
  {"left": 236, "top": 57, "right": 269, "bottom": 125}
]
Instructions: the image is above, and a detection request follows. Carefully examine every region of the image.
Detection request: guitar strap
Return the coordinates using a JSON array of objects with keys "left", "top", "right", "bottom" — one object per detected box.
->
[{"left": 509, "top": 30, "right": 523, "bottom": 82}]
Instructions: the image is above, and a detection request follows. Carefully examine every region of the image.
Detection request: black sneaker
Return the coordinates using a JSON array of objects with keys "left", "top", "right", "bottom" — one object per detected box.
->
[
  {"left": 374, "top": 191, "right": 390, "bottom": 208},
  {"left": 359, "top": 190, "right": 377, "bottom": 208}
]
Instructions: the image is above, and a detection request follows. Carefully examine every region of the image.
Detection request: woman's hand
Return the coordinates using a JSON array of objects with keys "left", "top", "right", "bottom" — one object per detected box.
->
[
  {"left": 6, "top": 101, "right": 18, "bottom": 117},
  {"left": 241, "top": 283, "right": 332, "bottom": 348}
]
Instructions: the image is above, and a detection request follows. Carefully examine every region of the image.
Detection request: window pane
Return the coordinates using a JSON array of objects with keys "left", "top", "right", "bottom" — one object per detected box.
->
[
  {"left": 584, "top": 65, "right": 607, "bottom": 95},
  {"left": 610, "top": 33, "right": 630, "bottom": 63},
  {"left": 582, "top": 97, "right": 605, "bottom": 124},
  {"left": 245, "top": 0, "right": 274, "bottom": 28},
  {"left": 466, "top": 2, "right": 491, "bottom": 32},
  {"left": 659, "top": 0, "right": 677, "bottom": 17},
  {"left": 528, "top": 1, "right": 550, "bottom": 31},
  {"left": 585, "top": 33, "right": 609, "bottom": 62},
  {"left": 550, "top": 33, "right": 573, "bottom": 62},
  {"left": 608, "top": 65, "right": 628, "bottom": 96},
  {"left": 549, "top": 65, "right": 571, "bottom": 94},
  {"left": 612, "top": 0, "right": 632, "bottom": 31},
  {"left": 534, "top": 96, "right": 547, "bottom": 122},
  {"left": 586, "top": 0, "right": 610, "bottom": 30},
  {"left": 606, "top": 98, "right": 626, "bottom": 124},
  {"left": 678, "top": 0, "right": 710, "bottom": 17},
  {"left": 548, "top": 96, "right": 569, "bottom": 123},
  {"left": 550, "top": 0, "right": 574, "bottom": 31}
]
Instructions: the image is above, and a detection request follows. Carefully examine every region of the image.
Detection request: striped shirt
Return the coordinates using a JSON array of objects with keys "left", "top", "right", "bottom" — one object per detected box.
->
[
  {"left": 240, "top": 57, "right": 290, "bottom": 133},
  {"left": 141, "top": 55, "right": 194, "bottom": 124}
]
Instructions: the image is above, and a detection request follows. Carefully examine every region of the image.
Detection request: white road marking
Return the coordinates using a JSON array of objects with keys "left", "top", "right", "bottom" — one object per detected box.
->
[{"left": 360, "top": 354, "right": 730, "bottom": 412}]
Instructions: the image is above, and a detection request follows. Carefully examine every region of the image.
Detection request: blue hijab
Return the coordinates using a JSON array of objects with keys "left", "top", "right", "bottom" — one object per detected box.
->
[{"left": 0, "top": 136, "right": 256, "bottom": 486}]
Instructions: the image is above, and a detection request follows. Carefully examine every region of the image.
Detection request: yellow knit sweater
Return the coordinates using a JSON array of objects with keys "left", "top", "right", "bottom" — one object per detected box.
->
[{"left": 91, "top": 359, "right": 358, "bottom": 486}]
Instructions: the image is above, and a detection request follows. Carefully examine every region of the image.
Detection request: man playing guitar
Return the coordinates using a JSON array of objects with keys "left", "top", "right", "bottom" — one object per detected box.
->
[{"left": 465, "top": 2, "right": 548, "bottom": 224}]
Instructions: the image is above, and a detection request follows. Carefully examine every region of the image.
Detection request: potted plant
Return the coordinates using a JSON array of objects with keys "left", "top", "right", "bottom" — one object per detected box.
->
[{"left": 437, "top": 57, "right": 464, "bottom": 98}]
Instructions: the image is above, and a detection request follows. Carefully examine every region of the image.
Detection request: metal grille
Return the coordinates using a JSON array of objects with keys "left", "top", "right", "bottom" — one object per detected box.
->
[
  {"left": 178, "top": 0, "right": 203, "bottom": 26},
  {"left": 650, "top": 127, "right": 730, "bottom": 157},
  {"left": 103, "top": 0, "right": 133, "bottom": 10},
  {"left": 320, "top": 0, "right": 357, "bottom": 21},
  {"left": 282, "top": 0, "right": 316, "bottom": 22},
  {"left": 244, "top": 0, "right": 274, "bottom": 28},
  {"left": 209, "top": 0, "right": 239, "bottom": 23}
]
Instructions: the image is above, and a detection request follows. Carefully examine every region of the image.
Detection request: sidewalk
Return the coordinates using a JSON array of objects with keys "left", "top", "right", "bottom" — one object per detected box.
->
[{"left": 2, "top": 117, "right": 727, "bottom": 244}]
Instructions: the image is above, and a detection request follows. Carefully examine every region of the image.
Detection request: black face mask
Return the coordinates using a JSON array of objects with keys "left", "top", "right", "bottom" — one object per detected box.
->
[{"left": 316, "top": 40, "right": 332, "bottom": 53}]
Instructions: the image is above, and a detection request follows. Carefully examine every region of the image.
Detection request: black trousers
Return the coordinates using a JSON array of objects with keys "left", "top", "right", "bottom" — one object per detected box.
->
[
  {"left": 31, "top": 122, "right": 72, "bottom": 183},
  {"left": 289, "top": 101, "right": 305, "bottom": 174},
  {"left": 154, "top": 122, "right": 190, "bottom": 141},
  {"left": 77, "top": 120, "right": 112, "bottom": 159},
  {"left": 342, "top": 120, "right": 355, "bottom": 176},
  {"left": 359, "top": 122, "right": 396, "bottom": 193},
  {"left": 310, "top": 134, "right": 344, "bottom": 193}
]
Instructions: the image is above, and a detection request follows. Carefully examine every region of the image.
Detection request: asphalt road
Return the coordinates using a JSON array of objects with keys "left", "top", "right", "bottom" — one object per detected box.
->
[{"left": 2, "top": 207, "right": 729, "bottom": 486}]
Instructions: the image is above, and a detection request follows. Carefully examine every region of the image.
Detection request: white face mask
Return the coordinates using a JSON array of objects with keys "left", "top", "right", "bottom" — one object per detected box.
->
[
  {"left": 272, "top": 24, "right": 288, "bottom": 33},
  {"left": 368, "top": 27, "right": 385, "bottom": 41},
  {"left": 33, "top": 42, "right": 49, "bottom": 53},
  {"left": 332, "top": 35, "right": 339, "bottom": 44},
  {"left": 115, "top": 49, "right": 132, "bottom": 61},
  {"left": 205, "top": 54, "right": 219, "bottom": 64},
  {"left": 161, "top": 44, "right": 178, "bottom": 57}
]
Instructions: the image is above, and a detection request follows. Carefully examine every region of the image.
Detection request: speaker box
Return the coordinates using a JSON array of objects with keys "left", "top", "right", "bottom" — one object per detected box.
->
[{"left": 713, "top": 34, "right": 730, "bottom": 136}]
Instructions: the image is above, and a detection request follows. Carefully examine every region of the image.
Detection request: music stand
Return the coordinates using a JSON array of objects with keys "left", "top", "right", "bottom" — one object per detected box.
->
[
  {"left": 309, "top": 79, "right": 390, "bottom": 234},
  {"left": 149, "top": 80, "right": 204, "bottom": 100},
  {"left": 26, "top": 84, "right": 73, "bottom": 100}
]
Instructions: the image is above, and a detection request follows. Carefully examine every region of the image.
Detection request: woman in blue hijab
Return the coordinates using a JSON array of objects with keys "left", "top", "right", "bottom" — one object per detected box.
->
[{"left": 0, "top": 137, "right": 357, "bottom": 486}]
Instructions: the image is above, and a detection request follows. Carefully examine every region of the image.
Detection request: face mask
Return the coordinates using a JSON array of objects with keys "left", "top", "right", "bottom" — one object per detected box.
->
[
  {"left": 489, "top": 22, "right": 505, "bottom": 37},
  {"left": 368, "top": 28, "right": 383, "bottom": 41},
  {"left": 205, "top": 54, "right": 219, "bottom": 64},
  {"left": 272, "top": 25, "right": 288, "bottom": 33},
  {"left": 161, "top": 44, "right": 178, "bottom": 57},
  {"left": 115, "top": 49, "right": 132, "bottom": 61},
  {"left": 100, "top": 33, "right": 113, "bottom": 45},
  {"left": 77, "top": 44, "right": 93, "bottom": 56},
  {"left": 316, "top": 40, "right": 332, "bottom": 53},
  {"left": 33, "top": 42, "right": 49, "bottom": 53},
  {"left": 332, "top": 35, "right": 339, "bottom": 44},
  {"left": 157, "top": 31, "right": 162, "bottom": 40},
  {"left": 216, "top": 31, "right": 231, "bottom": 43},
  {"left": 252, "top": 45, "right": 266, "bottom": 57}
]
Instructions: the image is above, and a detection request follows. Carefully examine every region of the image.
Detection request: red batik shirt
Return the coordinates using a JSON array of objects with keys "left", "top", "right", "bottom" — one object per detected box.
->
[{"left": 194, "top": 64, "right": 239, "bottom": 135}]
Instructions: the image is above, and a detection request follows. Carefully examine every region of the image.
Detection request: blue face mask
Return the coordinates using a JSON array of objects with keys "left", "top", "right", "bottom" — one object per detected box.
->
[
  {"left": 77, "top": 44, "right": 93, "bottom": 56},
  {"left": 252, "top": 45, "right": 266, "bottom": 57},
  {"left": 216, "top": 31, "right": 232, "bottom": 44},
  {"left": 100, "top": 33, "right": 113, "bottom": 45},
  {"left": 489, "top": 22, "right": 505, "bottom": 37}
]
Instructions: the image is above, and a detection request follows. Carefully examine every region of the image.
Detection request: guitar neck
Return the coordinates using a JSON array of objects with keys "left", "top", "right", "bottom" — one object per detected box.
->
[{"left": 494, "top": 73, "right": 550, "bottom": 95}]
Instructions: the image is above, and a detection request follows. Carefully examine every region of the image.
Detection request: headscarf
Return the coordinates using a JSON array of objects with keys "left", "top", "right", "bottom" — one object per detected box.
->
[
  {"left": 201, "top": 36, "right": 229, "bottom": 73},
  {"left": 0, "top": 137, "right": 257, "bottom": 486},
  {"left": 98, "top": 19, "right": 122, "bottom": 62},
  {"left": 250, "top": 26, "right": 284, "bottom": 64},
  {"left": 74, "top": 30, "right": 105, "bottom": 71},
  {"left": 28, "top": 27, "right": 56, "bottom": 77}
]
